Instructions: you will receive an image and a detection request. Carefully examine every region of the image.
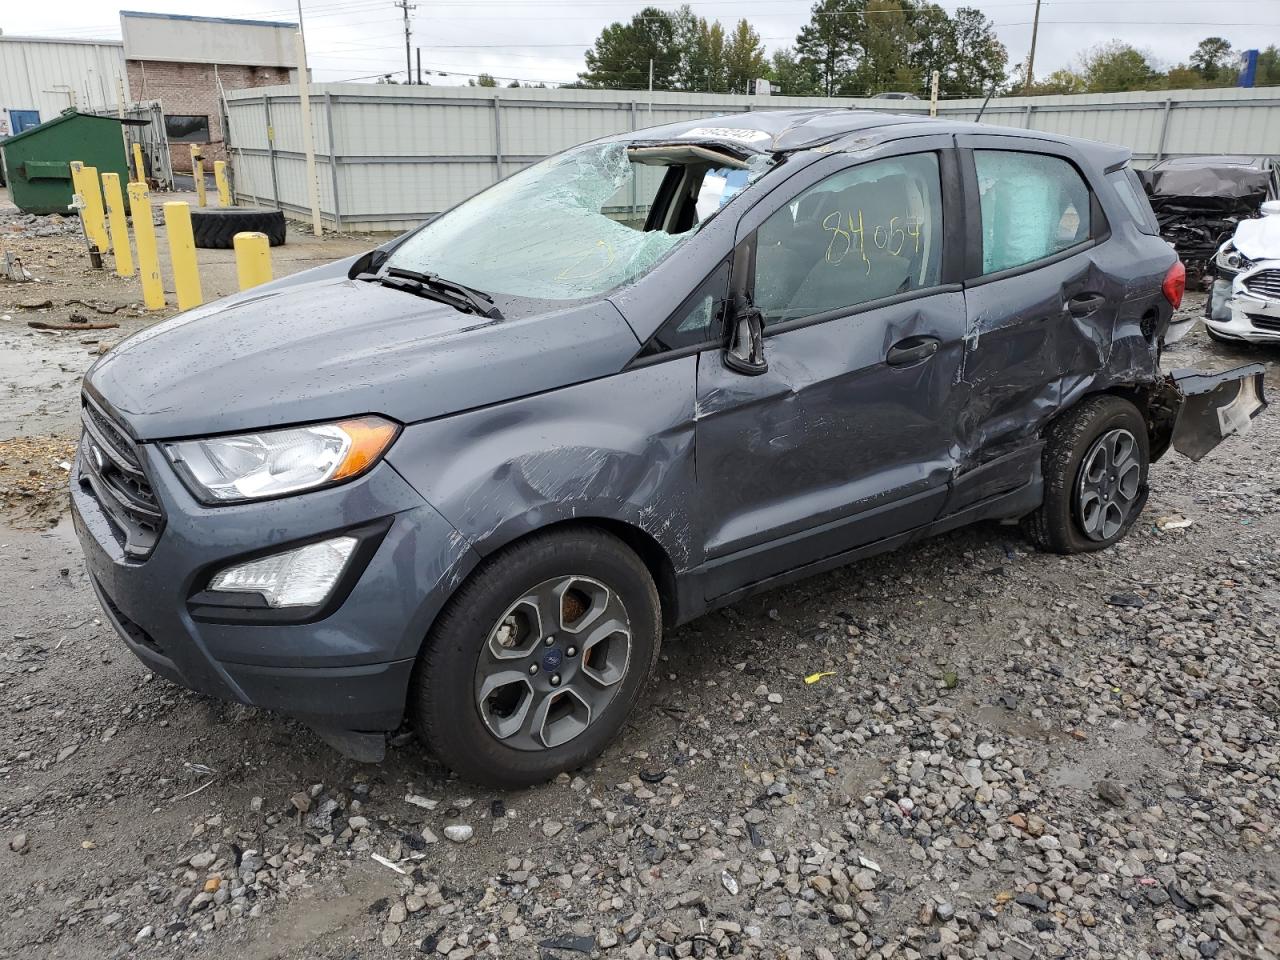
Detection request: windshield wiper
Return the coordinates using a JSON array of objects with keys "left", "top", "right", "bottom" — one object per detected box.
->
[{"left": 377, "top": 266, "right": 503, "bottom": 319}]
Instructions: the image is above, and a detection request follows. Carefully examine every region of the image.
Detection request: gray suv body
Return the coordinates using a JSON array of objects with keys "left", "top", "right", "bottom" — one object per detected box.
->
[{"left": 72, "top": 110, "right": 1265, "bottom": 786}]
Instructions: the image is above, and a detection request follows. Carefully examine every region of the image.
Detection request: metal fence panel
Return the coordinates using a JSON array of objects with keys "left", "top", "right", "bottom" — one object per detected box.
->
[{"left": 223, "top": 83, "right": 1280, "bottom": 233}]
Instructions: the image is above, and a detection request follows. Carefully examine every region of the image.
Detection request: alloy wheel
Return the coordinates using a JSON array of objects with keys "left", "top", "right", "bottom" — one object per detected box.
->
[
  {"left": 473, "top": 576, "right": 632, "bottom": 751},
  {"left": 1076, "top": 427, "right": 1142, "bottom": 541}
]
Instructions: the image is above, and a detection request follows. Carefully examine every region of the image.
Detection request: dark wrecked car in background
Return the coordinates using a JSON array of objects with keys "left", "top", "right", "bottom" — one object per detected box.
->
[
  {"left": 1140, "top": 154, "right": 1280, "bottom": 288},
  {"left": 71, "top": 110, "right": 1267, "bottom": 788}
]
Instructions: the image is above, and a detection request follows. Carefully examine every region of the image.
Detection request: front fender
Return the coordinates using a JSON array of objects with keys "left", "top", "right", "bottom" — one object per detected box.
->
[{"left": 386, "top": 357, "right": 700, "bottom": 571}]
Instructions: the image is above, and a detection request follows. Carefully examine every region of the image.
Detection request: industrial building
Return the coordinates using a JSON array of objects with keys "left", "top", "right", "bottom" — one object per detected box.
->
[
  {"left": 0, "top": 34, "right": 128, "bottom": 136},
  {"left": 1, "top": 11, "right": 299, "bottom": 174},
  {"left": 120, "top": 11, "right": 299, "bottom": 172}
]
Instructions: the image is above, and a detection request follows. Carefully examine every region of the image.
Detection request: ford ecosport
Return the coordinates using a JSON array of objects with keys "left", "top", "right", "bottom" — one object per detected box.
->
[{"left": 72, "top": 110, "right": 1266, "bottom": 787}]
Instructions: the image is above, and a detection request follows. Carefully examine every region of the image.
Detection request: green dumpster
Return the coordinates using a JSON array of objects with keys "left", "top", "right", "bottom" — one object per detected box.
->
[{"left": 1, "top": 109, "right": 133, "bottom": 216}]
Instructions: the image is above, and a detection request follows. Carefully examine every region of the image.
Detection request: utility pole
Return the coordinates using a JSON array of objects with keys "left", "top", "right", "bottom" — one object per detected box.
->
[
  {"left": 416, "top": 47, "right": 422, "bottom": 85},
  {"left": 295, "top": 0, "right": 323, "bottom": 235},
  {"left": 1023, "top": 0, "right": 1042, "bottom": 95},
  {"left": 396, "top": 0, "right": 417, "bottom": 84}
]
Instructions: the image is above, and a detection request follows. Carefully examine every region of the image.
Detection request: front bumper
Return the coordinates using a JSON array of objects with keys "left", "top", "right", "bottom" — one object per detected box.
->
[
  {"left": 1209, "top": 291, "right": 1280, "bottom": 343},
  {"left": 72, "top": 442, "right": 477, "bottom": 734}
]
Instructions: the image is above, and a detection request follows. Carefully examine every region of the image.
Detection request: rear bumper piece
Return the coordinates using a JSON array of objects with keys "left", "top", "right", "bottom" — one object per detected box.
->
[{"left": 1150, "top": 364, "right": 1268, "bottom": 462}]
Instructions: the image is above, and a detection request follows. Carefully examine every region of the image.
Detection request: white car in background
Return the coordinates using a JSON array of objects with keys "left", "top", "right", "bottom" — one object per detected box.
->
[{"left": 1206, "top": 200, "right": 1280, "bottom": 344}]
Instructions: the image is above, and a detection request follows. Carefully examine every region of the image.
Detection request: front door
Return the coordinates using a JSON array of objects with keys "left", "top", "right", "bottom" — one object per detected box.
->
[{"left": 695, "top": 144, "right": 966, "bottom": 600}]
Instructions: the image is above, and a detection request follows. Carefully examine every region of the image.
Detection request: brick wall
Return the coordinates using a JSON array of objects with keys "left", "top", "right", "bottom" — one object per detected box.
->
[{"left": 126, "top": 60, "right": 291, "bottom": 173}]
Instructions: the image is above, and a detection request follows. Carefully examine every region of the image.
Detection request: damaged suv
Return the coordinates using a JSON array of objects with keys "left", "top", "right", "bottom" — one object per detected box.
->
[{"left": 71, "top": 110, "right": 1266, "bottom": 787}]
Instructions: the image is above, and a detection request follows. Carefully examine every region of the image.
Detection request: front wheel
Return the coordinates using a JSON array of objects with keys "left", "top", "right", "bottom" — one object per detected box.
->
[
  {"left": 410, "top": 527, "right": 661, "bottom": 788},
  {"left": 1022, "top": 396, "right": 1150, "bottom": 554}
]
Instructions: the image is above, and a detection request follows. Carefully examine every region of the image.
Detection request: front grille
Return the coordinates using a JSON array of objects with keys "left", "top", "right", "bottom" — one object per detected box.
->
[
  {"left": 79, "top": 396, "right": 164, "bottom": 559},
  {"left": 1242, "top": 269, "right": 1280, "bottom": 300},
  {"left": 1247, "top": 313, "right": 1280, "bottom": 333}
]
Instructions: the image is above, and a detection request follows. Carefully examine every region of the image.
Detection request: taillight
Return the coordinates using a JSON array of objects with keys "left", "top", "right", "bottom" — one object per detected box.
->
[{"left": 1162, "top": 260, "right": 1186, "bottom": 309}]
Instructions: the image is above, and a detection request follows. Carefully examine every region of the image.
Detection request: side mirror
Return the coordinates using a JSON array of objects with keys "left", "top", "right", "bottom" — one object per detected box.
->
[{"left": 724, "top": 301, "right": 768, "bottom": 375}]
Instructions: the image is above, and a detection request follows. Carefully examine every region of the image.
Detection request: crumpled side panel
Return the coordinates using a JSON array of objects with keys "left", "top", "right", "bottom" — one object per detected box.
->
[{"left": 385, "top": 356, "right": 700, "bottom": 577}]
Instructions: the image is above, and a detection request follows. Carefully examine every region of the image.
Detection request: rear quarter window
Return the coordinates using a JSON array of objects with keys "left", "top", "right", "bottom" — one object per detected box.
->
[{"left": 1107, "top": 167, "right": 1159, "bottom": 236}]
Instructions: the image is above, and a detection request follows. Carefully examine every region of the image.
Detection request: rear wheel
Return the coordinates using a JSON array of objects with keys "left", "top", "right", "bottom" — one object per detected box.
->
[
  {"left": 410, "top": 527, "right": 661, "bottom": 788},
  {"left": 1023, "top": 396, "right": 1150, "bottom": 554}
]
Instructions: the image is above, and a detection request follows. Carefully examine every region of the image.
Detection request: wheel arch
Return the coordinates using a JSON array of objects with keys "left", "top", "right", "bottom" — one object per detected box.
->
[
  {"left": 479, "top": 517, "right": 681, "bottom": 630},
  {"left": 1063, "top": 382, "right": 1176, "bottom": 462}
]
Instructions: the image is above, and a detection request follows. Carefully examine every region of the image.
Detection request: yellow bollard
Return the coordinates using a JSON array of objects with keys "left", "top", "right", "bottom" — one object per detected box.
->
[
  {"left": 233, "top": 232, "right": 272, "bottom": 291},
  {"left": 128, "top": 182, "right": 166, "bottom": 310},
  {"left": 100, "top": 173, "right": 135, "bottom": 278},
  {"left": 132, "top": 142, "right": 146, "bottom": 183},
  {"left": 70, "top": 161, "right": 110, "bottom": 254},
  {"left": 190, "top": 145, "right": 206, "bottom": 208},
  {"left": 163, "top": 201, "right": 203, "bottom": 311},
  {"left": 213, "top": 161, "right": 232, "bottom": 207}
]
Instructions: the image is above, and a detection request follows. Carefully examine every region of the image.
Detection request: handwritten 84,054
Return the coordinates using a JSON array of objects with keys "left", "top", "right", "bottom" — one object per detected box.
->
[{"left": 822, "top": 210, "right": 924, "bottom": 274}]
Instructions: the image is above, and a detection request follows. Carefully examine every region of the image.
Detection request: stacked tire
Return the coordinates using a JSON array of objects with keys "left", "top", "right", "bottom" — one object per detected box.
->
[{"left": 190, "top": 208, "right": 287, "bottom": 249}]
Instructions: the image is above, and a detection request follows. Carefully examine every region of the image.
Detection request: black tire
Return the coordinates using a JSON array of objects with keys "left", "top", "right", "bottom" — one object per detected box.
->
[
  {"left": 1022, "top": 396, "right": 1150, "bottom": 554},
  {"left": 190, "top": 207, "right": 287, "bottom": 249},
  {"left": 410, "top": 526, "right": 661, "bottom": 789}
]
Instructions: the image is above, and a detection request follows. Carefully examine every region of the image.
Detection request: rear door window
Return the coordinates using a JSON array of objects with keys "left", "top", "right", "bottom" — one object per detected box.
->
[
  {"left": 975, "top": 151, "right": 1092, "bottom": 274},
  {"left": 752, "top": 152, "right": 944, "bottom": 323}
]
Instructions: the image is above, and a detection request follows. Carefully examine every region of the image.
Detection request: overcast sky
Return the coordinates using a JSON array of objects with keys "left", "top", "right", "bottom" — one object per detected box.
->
[{"left": 5, "top": 0, "right": 1278, "bottom": 89}]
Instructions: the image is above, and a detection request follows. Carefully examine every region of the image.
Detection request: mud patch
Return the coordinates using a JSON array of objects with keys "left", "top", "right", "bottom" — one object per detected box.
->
[{"left": 0, "top": 435, "right": 75, "bottom": 528}]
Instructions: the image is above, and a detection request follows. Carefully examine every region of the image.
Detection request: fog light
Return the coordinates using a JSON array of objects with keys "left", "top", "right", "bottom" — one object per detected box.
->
[{"left": 208, "top": 536, "right": 357, "bottom": 608}]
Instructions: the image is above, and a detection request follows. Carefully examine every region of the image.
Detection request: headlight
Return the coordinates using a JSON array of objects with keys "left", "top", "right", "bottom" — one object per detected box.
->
[
  {"left": 164, "top": 416, "right": 399, "bottom": 504},
  {"left": 1214, "top": 245, "right": 1251, "bottom": 275}
]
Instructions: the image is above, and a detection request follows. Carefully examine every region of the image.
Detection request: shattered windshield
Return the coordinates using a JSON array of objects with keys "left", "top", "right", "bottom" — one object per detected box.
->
[{"left": 384, "top": 141, "right": 767, "bottom": 303}]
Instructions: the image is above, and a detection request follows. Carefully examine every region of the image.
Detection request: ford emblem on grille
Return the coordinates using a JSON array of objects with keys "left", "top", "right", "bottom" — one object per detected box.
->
[{"left": 87, "top": 439, "right": 106, "bottom": 473}]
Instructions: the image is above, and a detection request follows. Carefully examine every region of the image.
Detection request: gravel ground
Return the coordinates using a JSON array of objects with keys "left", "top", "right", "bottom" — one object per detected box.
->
[{"left": 0, "top": 267, "right": 1277, "bottom": 960}]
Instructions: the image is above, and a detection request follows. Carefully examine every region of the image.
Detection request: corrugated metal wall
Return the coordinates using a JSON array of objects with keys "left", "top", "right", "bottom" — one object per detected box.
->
[
  {"left": 0, "top": 37, "right": 129, "bottom": 133},
  {"left": 224, "top": 83, "right": 1280, "bottom": 233}
]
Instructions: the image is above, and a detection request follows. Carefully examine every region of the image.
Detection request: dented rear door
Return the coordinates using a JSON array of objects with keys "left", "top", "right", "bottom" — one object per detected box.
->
[{"left": 953, "top": 138, "right": 1123, "bottom": 497}]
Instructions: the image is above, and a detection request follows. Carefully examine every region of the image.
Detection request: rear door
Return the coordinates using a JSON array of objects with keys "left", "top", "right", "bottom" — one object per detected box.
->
[
  {"left": 694, "top": 136, "right": 968, "bottom": 598},
  {"left": 950, "top": 135, "right": 1118, "bottom": 509}
]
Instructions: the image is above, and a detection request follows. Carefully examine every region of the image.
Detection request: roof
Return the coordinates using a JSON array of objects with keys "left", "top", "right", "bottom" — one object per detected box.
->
[
  {"left": 0, "top": 34, "right": 122, "bottom": 47},
  {"left": 119, "top": 10, "right": 297, "bottom": 29},
  {"left": 1, "top": 109, "right": 135, "bottom": 147},
  {"left": 628, "top": 108, "right": 1130, "bottom": 165}
]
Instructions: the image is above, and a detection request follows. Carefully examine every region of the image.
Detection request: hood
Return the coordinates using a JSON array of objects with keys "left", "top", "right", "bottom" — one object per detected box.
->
[
  {"left": 85, "top": 276, "right": 640, "bottom": 440},
  {"left": 1232, "top": 214, "right": 1280, "bottom": 263}
]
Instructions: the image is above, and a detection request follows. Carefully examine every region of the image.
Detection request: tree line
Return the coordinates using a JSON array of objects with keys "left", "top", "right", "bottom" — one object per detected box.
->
[
  {"left": 572, "top": 0, "right": 1277, "bottom": 97},
  {"left": 1022, "top": 39, "right": 1280, "bottom": 95},
  {"left": 576, "top": 1, "right": 1006, "bottom": 97}
]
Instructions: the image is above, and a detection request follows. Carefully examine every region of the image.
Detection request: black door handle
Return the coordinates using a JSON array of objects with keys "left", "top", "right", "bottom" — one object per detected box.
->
[
  {"left": 1067, "top": 292, "right": 1107, "bottom": 317},
  {"left": 886, "top": 335, "right": 940, "bottom": 366}
]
